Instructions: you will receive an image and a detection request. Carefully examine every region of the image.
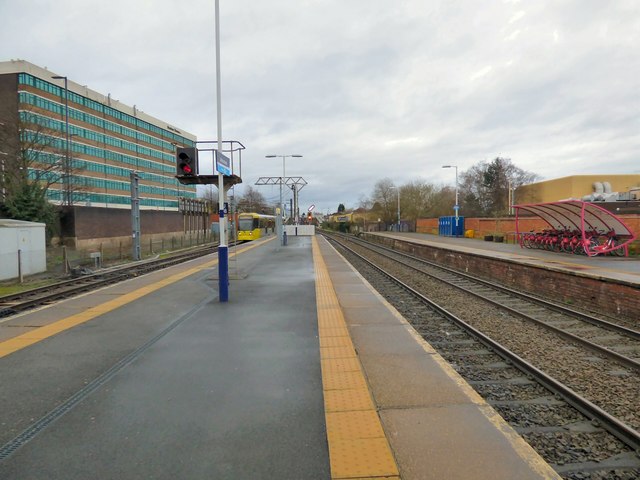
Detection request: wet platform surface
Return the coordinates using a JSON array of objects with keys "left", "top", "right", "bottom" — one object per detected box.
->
[{"left": 0, "top": 235, "right": 560, "bottom": 479}]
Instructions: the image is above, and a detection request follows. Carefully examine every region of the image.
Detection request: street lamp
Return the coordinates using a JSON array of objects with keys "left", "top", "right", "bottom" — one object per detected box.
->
[
  {"left": 390, "top": 186, "right": 400, "bottom": 232},
  {"left": 265, "top": 154, "right": 302, "bottom": 244},
  {"left": 52, "top": 76, "right": 70, "bottom": 200},
  {"left": 52, "top": 75, "right": 71, "bottom": 206},
  {"left": 214, "top": 0, "right": 228, "bottom": 302},
  {"left": 0, "top": 151, "right": 7, "bottom": 203},
  {"left": 442, "top": 165, "right": 459, "bottom": 233}
]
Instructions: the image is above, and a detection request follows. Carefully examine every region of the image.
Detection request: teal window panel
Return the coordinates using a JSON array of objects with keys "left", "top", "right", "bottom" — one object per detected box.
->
[{"left": 19, "top": 90, "right": 184, "bottom": 152}]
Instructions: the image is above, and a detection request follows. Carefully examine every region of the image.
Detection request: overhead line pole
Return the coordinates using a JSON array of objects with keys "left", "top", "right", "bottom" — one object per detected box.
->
[
  {"left": 442, "top": 165, "right": 459, "bottom": 234},
  {"left": 265, "top": 154, "right": 302, "bottom": 245}
]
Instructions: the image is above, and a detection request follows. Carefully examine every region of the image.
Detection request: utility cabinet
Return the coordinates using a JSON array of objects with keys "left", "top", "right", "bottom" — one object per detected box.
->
[
  {"left": 438, "top": 216, "right": 465, "bottom": 237},
  {"left": 0, "top": 219, "right": 46, "bottom": 281}
]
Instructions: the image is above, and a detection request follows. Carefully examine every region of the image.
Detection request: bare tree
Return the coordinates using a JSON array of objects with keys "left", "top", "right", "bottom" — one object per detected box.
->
[
  {"left": 460, "top": 158, "right": 540, "bottom": 217},
  {"left": 371, "top": 178, "right": 398, "bottom": 223},
  {"left": 200, "top": 185, "right": 218, "bottom": 204},
  {"left": 357, "top": 194, "right": 372, "bottom": 211},
  {"left": 1, "top": 108, "right": 90, "bottom": 208},
  {"left": 236, "top": 186, "right": 268, "bottom": 213},
  {"left": 0, "top": 109, "right": 70, "bottom": 232},
  {"left": 426, "top": 185, "right": 457, "bottom": 218},
  {"left": 399, "top": 180, "right": 439, "bottom": 222}
]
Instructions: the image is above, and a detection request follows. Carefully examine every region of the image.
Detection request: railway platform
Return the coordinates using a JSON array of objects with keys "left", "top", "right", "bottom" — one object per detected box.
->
[
  {"left": 376, "top": 232, "right": 640, "bottom": 286},
  {"left": 0, "top": 235, "right": 559, "bottom": 479}
]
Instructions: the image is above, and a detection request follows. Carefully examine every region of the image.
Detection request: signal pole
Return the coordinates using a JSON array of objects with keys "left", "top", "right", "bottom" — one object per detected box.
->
[{"left": 130, "top": 171, "right": 141, "bottom": 261}]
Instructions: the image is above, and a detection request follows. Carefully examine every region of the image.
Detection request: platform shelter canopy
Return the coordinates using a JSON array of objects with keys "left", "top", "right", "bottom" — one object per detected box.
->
[{"left": 514, "top": 200, "right": 636, "bottom": 240}]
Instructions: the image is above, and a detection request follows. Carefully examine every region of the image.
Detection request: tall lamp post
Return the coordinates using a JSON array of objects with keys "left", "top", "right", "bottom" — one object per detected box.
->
[
  {"left": 214, "top": 0, "right": 228, "bottom": 302},
  {"left": 390, "top": 186, "right": 400, "bottom": 232},
  {"left": 442, "top": 165, "right": 459, "bottom": 234},
  {"left": 265, "top": 154, "right": 302, "bottom": 244},
  {"left": 52, "top": 75, "right": 70, "bottom": 206},
  {"left": 0, "top": 122, "right": 5, "bottom": 201},
  {"left": 0, "top": 151, "right": 7, "bottom": 203}
]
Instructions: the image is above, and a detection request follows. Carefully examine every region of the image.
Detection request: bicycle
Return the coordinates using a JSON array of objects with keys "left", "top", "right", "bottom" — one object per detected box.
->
[{"left": 591, "top": 229, "right": 625, "bottom": 256}]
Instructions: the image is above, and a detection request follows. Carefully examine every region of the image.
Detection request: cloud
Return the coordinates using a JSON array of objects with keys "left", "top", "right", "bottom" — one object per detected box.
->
[
  {"left": 509, "top": 11, "right": 526, "bottom": 23},
  {"left": 1, "top": 0, "right": 639, "bottom": 212},
  {"left": 469, "top": 66, "right": 493, "bottom": 82}
]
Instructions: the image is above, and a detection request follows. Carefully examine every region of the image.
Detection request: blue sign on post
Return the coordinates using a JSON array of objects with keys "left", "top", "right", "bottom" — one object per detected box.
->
[{"left": 215, "top": 151, "right": 231, "bottom": 176}]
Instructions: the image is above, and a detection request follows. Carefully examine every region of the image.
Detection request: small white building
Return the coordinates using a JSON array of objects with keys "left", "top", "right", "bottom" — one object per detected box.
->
[{"left": 0, "top": 219, "right": 47, "bottom": 281}]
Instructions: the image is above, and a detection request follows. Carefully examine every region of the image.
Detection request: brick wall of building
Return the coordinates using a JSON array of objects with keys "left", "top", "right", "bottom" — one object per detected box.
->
[{"left": 57, "top": 206, "right": 209, "bottom": 250}]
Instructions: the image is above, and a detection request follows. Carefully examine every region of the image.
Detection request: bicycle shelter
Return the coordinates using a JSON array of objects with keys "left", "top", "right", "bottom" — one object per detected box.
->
[{"left": 514, "top": 200, "right": 637, "bottom": 257}]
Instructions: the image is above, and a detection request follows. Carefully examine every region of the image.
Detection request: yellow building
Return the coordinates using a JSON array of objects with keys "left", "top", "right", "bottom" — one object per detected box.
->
[
  {"left": 329, "top": 212, "right": 353, "bottom": 223},
  {"left": 516, "top": 175, "right": 640, "bottom": 204}
]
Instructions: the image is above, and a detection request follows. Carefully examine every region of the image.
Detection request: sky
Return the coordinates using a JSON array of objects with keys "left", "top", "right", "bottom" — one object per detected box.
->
[{"left": 1, "top": 0, "right": 639, "bottom": 214}]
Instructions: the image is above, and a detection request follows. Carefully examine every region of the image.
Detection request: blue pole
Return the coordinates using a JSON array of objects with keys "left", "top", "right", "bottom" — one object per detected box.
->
[{"left": 218, "top": 243, "right": 229, "bottom": 302}]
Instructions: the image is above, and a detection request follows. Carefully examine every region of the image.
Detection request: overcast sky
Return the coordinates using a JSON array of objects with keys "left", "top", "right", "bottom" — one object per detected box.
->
[{"left": 1, "top": 0, "right": 638, "bottom": 214}]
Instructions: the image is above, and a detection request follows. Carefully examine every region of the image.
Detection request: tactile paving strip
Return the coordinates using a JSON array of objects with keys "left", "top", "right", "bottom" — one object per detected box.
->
[{"left": 313, "top": 237, "right": 400, "bottom": 480}]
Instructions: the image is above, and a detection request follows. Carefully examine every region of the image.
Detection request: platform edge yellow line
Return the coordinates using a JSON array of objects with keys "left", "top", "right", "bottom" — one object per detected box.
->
[
  {"left": 312, "top": 236, "right": 400, "bottom": 480},
  {"left": 0, "top": 240, "right": 270, "bottom": 359}
]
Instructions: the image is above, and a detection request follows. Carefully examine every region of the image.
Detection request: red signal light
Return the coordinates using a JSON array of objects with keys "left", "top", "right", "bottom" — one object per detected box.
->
[{"left": 176, "top": 148, "right": 198, "bottom": 176}]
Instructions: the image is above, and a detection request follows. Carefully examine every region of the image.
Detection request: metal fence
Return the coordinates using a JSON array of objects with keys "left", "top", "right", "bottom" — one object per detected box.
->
[{"left": 46, "top": 232, "right": 215, "bottom": 275}]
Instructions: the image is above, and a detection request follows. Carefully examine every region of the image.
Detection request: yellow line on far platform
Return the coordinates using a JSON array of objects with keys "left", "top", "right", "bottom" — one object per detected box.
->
[{"left": 0, "top": 239, "right": 272, "bottom": 359}]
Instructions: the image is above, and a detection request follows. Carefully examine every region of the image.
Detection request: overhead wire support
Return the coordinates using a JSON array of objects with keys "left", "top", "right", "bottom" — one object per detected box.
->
[
  {"left": 255, "top": 176, "right": 308, "bottom": 227},
  {"left": 255, "top": 176, "right": 307, "bottom": 188}
]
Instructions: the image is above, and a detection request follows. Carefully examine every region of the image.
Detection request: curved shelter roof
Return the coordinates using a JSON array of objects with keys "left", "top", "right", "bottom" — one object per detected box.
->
[
  {"left": 513, "top": 200, "right": 637, "bottom": 256},
  {"left": 514, "top": 200, "right": 635, "bottom": 236}
]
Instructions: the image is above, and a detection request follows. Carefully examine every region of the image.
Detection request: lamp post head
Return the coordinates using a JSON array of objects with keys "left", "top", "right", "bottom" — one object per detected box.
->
[
  {"left": 291, "top": 154, "right": 303, "bottom": 158},
  {"left": 265, "top": 155, "right": 277, "bottom": 158},
  {"left": 51, "top": 75, "right": 66, "bottom": 80}
]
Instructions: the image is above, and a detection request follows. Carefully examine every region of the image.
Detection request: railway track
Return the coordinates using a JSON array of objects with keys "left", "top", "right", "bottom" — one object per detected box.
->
[
  {"left": 0, "top": 243, "right": 221, "bottom": 319},
  {"left": 340, "top": 234, "right": 640, "bottom": 369},
  {"left": 322, "top": 231, "right": 640, "bottom": 480}
]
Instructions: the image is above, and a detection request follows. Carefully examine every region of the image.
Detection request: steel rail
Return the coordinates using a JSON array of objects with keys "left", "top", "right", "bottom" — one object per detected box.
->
[
  {"left": 337, "top": 232, "right": 640, "bottom": 340},
  {"left": 337, "top": 233, "right": 640, "bottom": 372},
  {"left": 0, "top": 244, "right": 220, "bottom": 319},
  {"left": 361, "top": 233, "right": 640, "bottom": 340},
  {"left": 324, "top": 233, "right": 640, "bottom": 451},
  {"left": 332, "top": 232, "right": 640, "bottom": 371}
]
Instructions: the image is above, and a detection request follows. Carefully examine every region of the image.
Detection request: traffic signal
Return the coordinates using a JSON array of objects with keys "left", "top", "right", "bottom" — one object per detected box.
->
[{"left": 176, "top": 147, "right": 198, "bottom": 176}]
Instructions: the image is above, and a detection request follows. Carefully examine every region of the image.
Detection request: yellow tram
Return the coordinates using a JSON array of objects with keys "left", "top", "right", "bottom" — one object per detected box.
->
[{"left": 237, "top": 213, "right": 276, "bottom": 241}]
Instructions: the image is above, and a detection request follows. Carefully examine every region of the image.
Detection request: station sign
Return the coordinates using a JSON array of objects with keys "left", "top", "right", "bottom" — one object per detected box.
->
[{"left": 216, "top": 151, "right": 231, "bottom": 176}]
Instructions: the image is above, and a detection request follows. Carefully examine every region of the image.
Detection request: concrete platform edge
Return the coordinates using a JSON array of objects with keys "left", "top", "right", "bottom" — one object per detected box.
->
[
  {"left": 372, "top": 232, "right": 640, "bottom": 288},
  {"left": 316, "top": 235, "right": 561, "bottom": 480}
]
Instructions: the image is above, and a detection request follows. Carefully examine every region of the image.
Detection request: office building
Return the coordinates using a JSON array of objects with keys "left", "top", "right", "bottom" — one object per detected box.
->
[
  {"left": 0, "top": 60, "right": 212, "bottom": 249},
  {"left": 0, "top": 59, "right": 197, "bottom": 210}
]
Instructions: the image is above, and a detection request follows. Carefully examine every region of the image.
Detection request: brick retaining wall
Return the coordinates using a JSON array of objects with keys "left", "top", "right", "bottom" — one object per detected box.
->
[
  {"left": 363, "top": 233, "right": 639, "bottom": 322},
  {"left": 416, "top": 215, "right": 640, "bottom": 253}
]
